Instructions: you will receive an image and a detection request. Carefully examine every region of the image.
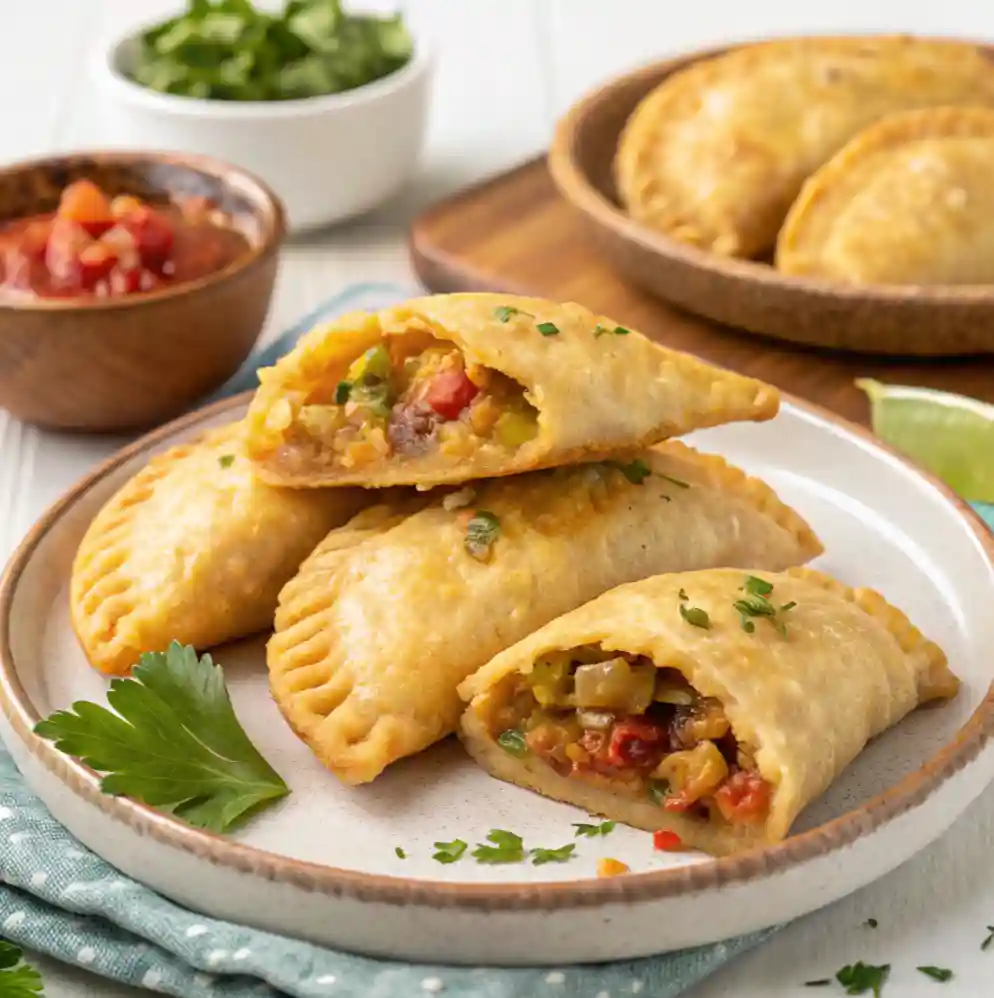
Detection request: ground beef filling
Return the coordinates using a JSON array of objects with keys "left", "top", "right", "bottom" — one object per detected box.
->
[
  {"left": 490, "top": 650, "right": 772, "bottom": 826},
  {"left": 289, "top": 342, "right": 538, "bottom": 470}
]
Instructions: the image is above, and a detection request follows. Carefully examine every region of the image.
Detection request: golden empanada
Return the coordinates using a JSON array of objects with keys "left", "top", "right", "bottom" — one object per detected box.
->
[
  {"left": 269, "top": 442, "right": 822, "bottom": 784},
  {"left": 777, "top": 107, "right": 994, "bottom": 284},
  {"left": 615, "top": 36, "right": 994, "bottom": 258},
  {"left": 71, "top": 421, "right": 370, "bottom": 676},
  {"left": 459, "top": 567, "right": 958, "bottom": 856},
  {"left": 243, "top": 293, "right": 778, "bottom": 488}
]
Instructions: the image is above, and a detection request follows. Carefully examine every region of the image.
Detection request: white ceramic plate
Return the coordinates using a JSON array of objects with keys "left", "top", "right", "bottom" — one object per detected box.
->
[{"left": 1, "top": 394, "right": 992, "bottom": 966}]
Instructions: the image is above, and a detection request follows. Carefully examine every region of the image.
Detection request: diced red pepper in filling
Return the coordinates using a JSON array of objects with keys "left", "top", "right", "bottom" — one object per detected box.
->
[
  {"left": 713, "top": 770, "right": 772, "bottom": 825},
  {"left": 653, "top": 829, "right": 683, "bottom": 851},
  {"left": 424, "top": 369, "right": 479, "bottom": 420},
  {"left": 58, "top": 180, "right": 114, "bottom": 238},
  {"left": 606, "top": 717, "right": 667, "bottom": 769}
]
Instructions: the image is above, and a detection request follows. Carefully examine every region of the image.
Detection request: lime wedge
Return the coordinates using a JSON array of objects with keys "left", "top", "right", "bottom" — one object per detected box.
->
[{"left": 855, "top": 379, "right": 994, "bottom": 503}]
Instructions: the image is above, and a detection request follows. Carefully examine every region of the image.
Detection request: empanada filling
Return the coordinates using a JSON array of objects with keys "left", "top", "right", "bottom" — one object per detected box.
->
[
  {"left": 487, "top": 647, "right": 772, "bottom": 826},
  {"left": 268, "top": 338, "right": 539, "bottom": 473}
]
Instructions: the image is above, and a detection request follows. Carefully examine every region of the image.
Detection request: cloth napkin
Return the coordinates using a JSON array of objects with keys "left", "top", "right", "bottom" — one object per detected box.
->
[{"left": 0, "top": 281, "right": 990, "bottom": 998}]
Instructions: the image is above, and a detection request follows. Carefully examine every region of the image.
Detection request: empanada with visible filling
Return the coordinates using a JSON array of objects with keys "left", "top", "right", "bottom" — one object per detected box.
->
[
  {"left": 243, "top": 293, "right": 778, "bottom": 488},
  {"left": 615, "top": 36, "right": 994, "bottom": 259},
  {"left": 268, "top": 442, "right": 822, "bottom": 784},
  {"left": 776, "top": 107, "right": 994, "bottom": 284},
  {"left": 459, "top": 567, "right": 958, "bottom": 857},
  {"left": 71, "top": 421, "right": 370, "bottom": 676}
]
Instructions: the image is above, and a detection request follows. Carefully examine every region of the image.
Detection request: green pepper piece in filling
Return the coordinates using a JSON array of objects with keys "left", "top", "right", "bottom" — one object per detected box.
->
[
  {"left": 342, "top": 344, "right": 394, "bottom": 416},
  {"left": 347, "top": 344, "right": 392, "bottom": 384},
  {"left": 349, "top": 382, "right": 393, "bottom": 419}
]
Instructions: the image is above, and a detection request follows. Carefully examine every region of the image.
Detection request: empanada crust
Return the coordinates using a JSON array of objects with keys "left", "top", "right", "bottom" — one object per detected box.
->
[
  {"left": 71, "top": 421, "right": 370, "bottom": 676},
  {"left": 268, "top": 442, "right": 822, "bottom": 784},
  {"left": 777, "top": 106, "right": 994, "bottom": 284},
  {"left": 615, "top": 36, "right": 994, "bottom": 258},
  {"left": 460, "top": 567, "right": 957, "bottom": 856},
  {"left": 244, "top": 293, "right": 778, "bottom": 488}
]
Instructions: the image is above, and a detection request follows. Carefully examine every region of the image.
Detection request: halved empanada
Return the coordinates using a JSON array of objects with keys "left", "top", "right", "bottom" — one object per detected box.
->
[
  {"left": 459, "top": 567, "right": 958, "bottom": 856},
  {"left": 615, "top": 36, "right": 994, "bottom": 258},
  {"left": 71, "top": 421, "right": 370, "bottom": 676},
  {"left": 243, "top": 293, "right": 778, "bottom": 488},
  {"left": 268, "top": 442, "right": 822, "bottom": 784},
  {"left": 776, "top": 107, "right": 994, "bottom": 284}
]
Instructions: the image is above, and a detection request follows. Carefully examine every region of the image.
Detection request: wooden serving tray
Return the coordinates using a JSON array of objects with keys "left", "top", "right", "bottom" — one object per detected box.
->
[{"left": 410, "top": 157, "right": 994, "bottom": 425}]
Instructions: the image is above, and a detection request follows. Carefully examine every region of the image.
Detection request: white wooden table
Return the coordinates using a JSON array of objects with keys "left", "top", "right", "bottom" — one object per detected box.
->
[{"left": 3, "top": 2, "right": 994, "bottom": 994}]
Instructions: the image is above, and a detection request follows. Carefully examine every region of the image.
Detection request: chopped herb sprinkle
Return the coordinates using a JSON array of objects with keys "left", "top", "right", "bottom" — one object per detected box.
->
[
  {"left": 835, "top": 961, "right": 890, "bottom": 997},
  {"left": 983, "top": 925, "right": 994, "bottom": 951},
  {"left": 743, "top": 575, "right": 774, "bottom": 597},
  {"left": 472, "top": 829, "right": 525, "bottom": 864},
  {"left": 217, "top": 454, "right": 235, "bottom": 469},
  {"left": 804, "top": 982, "right": 832, "bottom": 989},
  {"left": 679, "top": 604, "right": 711, "bottom": 629},
  {"left": 497, "top": 729, "right": 529, "bottom": 757},
  {"left": 735, "top": 576, "right": 793, "bottom": 637},
  {"left": 648, "top": 780, "right": 669, "bottom": 804},
  {"left": 678, "top": 588, "right": 689, "bottom": 601},
  {"left": 531, "top": 843, "right": 575, "bottom": 865},
  {"left": 917, "top": 967, "right": 953, "bottom": 983},
  {"left": 573, "top": 820, "right": 616, "bottom": 838},
  {"left": 395, "top": 846, "right": 406, "bottom": 859},
  {"left": 864, "top": 918, "right": 879, "bottom": 929},
  {"left": 432, "top": 839, "right": 467, "bottom": 864},
  {"left": 612, "top": 458, "right": 652, "bottom": 485},
  {"left": 335, "top": 380, "right": 352, "bottom": 404},
  {"left": 658, "top": 473, "right": 690, "bottom": 489},
  {"left": 464, "top": 510, "right": 501, "bottom": 561},
  {"left": 494, "top": 305, "right": 531, "bottom": 322},
  {"left": 594, "top": 324, "right": 630, "bottom": 338},
  {"left": 536, "top": 321, "right": 560, "bottom": 336}
]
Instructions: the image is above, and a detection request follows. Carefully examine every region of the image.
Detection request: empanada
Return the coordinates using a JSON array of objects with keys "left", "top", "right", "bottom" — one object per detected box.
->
[
  {"left": 243, "top": 293, "right": 778, "bottom": 488},
  {"left": 777, "top": 107, "right": 994, "bottom": 284},
  {"left": 269, "top": 443, "right": 822, "bottom": 784},
  {"left": 615, "top": 36, "right": 994, "bottom": 258},
  {"left": 459, "top": 567, "right": 958, "bottom": 856},
  {"left": 71, "top": 421, "right": 370, "bottom": 676}
]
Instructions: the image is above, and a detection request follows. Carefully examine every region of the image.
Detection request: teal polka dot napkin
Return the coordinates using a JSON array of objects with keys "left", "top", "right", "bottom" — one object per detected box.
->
[{"left": 0, "top": 281, "right": 990, "bottom": 996}]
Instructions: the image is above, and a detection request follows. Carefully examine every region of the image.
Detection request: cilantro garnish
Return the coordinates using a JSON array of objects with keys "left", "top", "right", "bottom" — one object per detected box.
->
[
  {"left": 132, "top": 0, "right": 413, "bottom": 103},
  {"left": 594, "top": 324, "right": 630, "bottom": 338},
  {"left": 658, "top": 474, "right": 689, "bottom": 489},
  {"left": 217, "top": 454, "right": 235, "bottom": 469},
  {"left": 0, "top": 941, "right": 44, "bottom": 995},
  {"left": 395, "top": 846, "right": 406, "bottom": 859},
  {"left": 735, "top": 576, "right": 794, "bottom": 637},
  {"left": 464, "top": 510, "right": 501, "bottom": 561},
  {"left": 573, "top": 820, "right": 616, "bottom": 838},
  {"left": 536, "top": 322, "right": 560, "bottom": 336},
  {"left": 743, "top": 575, "right": 774, "bottom": 597},
  {"left": 472, "top": 829, "right": 525, "bottom": 864},
  {"left": 494, "top": 305, "right": 531, "bottom": 323},
  {"left": 918, "top": 967, "right": 953, "bottom": 983},
  {"left": 335, "top": 380, "right": 352, "bottom": 404},
  {"left": 611, "top": 458, "right": 652, "bottom": 485},
  {"left": 531, "top": 844, "right": 575, "bottom": 865},
  {"left": 679, "top": 604, "right": 711, "bottom": 630},
  {"left": 805, "top": 983, "right": 831, "bottom": 989},
  {"left": 983, "top": 925, "right": 994, "bottom": 950},
  {"left": 34, "top": 642, "right": 288, "bottom": 834},
  {"left": 497, "top": 729, "right": 528, "bottom": 757},
  {"left": 432, "top": 839, "right": 467, "bottom": 864},
  {"left": 678, "top": 589, "right": 688, "bottom": 601},
  {"left": 835, "top": 962, "right": 890, "bottom": 996}
]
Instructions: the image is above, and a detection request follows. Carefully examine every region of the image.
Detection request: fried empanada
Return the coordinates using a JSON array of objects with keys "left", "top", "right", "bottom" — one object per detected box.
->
[
  {"left": 243, "top": 293, "right": 778, "bottom": 488},
  {"left": 776, "top": 107, "right": 994, "bottom": 284},
  {"left": 459, "top": 567, "right": 958, "bottom": 857},
  {"left": 615, "top": 36, "right": 994, "bottom": 258},
  {"left": 268, "top": 442, "right": 822, "bottom": 784},
  {"left": 71, "top": 421, "right": 370, "bottom": 676}
]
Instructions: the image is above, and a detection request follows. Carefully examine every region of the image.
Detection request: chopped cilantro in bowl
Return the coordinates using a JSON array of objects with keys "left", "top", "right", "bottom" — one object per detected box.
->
[{"left": 131, "top": 0, "right": 414, "bottom": 103}]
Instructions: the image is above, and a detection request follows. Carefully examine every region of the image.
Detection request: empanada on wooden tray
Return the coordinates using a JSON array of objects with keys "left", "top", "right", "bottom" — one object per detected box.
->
[
  {"left": 615, "top": 36, "right": 994, "bottom": 259},
  {"left": 71, "top": 421, "right": 369, "bottom": 676},
  {"left": 777, "top": 106, "right": 994, "bottom": 285}
]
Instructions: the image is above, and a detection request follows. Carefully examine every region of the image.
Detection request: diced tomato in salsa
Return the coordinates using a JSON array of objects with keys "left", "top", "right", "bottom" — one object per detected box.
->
[
  {"left": 713, "top": 770, "right": 772, "bottom": 825},
  {"left": 606, "top": 717, "right": 668, "bottom": 769},
  {"left": 652, "top": 829, "right": 683, "bottom": 851},
  {"left": 425, "top": 369, "right": 479, "bottom": 420}
]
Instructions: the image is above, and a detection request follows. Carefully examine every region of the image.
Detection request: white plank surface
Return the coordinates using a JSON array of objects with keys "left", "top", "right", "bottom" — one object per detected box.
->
[{"left": 1, "top": 1, "right": 993, "bottom": 994}]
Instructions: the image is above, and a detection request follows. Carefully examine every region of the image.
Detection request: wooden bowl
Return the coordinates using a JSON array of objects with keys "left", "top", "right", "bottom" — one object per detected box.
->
[
  {"left": 0, "top": 151, "right": 285, "bottom": 431},
  {"left": 548, "top": 42, "right": 994, "bottom": 357}
]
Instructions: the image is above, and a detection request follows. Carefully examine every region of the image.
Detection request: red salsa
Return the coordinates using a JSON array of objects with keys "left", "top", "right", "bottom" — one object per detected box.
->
[{"left": 0, "top": 179, "right": 251, "bottom": 300}]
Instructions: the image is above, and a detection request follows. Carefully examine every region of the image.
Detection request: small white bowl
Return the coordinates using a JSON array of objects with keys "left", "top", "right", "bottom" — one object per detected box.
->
[{"left": 93, "top": 26, "right": 433, "bottom": 232}]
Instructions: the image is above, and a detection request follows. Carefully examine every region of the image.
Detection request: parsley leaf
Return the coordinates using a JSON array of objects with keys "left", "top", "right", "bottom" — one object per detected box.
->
[
  {"left": 497, "top": 729, "right": 528, "bottom": 757},
  {"left": 594, "top": 324, "right": 630, "bottom": 338},
  {"left": 472, "top": 829, "right": 525, "bottom": 864},
  {"left": 395, "top": 846, "right": 406, "bottom": 859},
  {"left": 734, "top": 577, "right": 793, "bottom": 638},
  {"left": 611, "top": 458, "right": 652, "bottom": 485},
  {"left": 432, "top": 839, "right": 467, "bottom": 864},
  {"left": 573, "top": 820, "right": 616, "bottom": 838},
  {"left": 0, "top": 940, "right": 44, "bottom": 995},
  {"left": 918, "top": 967, "right": 953, "bottom": 983},
  {"left": 494, "top": 305, "right": 531, "bottom": 322},
  {"left": 34, "top": 642, "right": 289, "bottom": 833},
  {"left": 743, "top": 575, "right": 774, "bottom": 597},
  {"left": 536, "top": 321, "right": 560, "bottom": 336},
  {"left": 464, "top": 510, "right": 501, "bottom": 561},
  {"left": 217, "top": 453, "right": 235, "bottom": 469},
  {"left": 835, "top": 962, "right": 890, "bottom": 996},
  {"left": 679, "top": 604, "right": 711, "bottom": 629},
  {"left": 983, "top": 925, "right": 994, "bottom": 950},
  {"left": 335, "top": 380, "right": 352, "bottom": 404},
  {"left": 531, "top": 844, "right": 575, "bottom": 865}
]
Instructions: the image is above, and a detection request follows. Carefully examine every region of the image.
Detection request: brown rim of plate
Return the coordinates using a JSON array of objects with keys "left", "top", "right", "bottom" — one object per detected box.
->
[
  {"left": 0, "top": 388, "right": 991, "bottom": 912},
  {"left": 548, "top": 35, "right": 994, "bottom": 302},
  {"left": 0, "top": 149, "right": 286, "bottom": 313}
]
